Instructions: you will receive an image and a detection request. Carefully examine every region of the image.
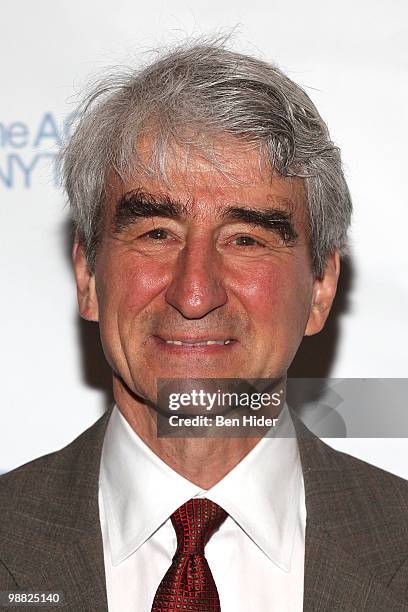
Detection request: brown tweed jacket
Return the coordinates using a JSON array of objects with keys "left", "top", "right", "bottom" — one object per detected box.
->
[{"left": 1, "top": 409, "right": 408, "bottom": 611}]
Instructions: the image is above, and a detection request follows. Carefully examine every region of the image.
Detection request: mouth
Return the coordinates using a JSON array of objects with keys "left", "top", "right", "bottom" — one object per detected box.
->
[
  {"left": 163, "top": 338, "right": 233, "bottom": 346},
  {"left": 152, "top": 336, "right": 237, "bottom": 351}
]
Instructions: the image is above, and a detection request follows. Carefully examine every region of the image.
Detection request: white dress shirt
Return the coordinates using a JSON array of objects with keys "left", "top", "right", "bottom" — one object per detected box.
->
[{"left": 99, "top": 405, "right": 306, "bottom": 611}]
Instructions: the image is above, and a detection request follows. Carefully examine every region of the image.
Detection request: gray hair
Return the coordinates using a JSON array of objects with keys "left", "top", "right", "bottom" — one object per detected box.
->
[{"left": 61, "top": 39, "right": 352, "bottom": 277}]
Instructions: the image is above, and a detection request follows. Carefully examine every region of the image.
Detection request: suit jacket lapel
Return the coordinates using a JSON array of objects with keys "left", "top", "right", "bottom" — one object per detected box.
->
[
  {"left": 303, "top": 521, "right": 408, "bottom": 611},
  {"left": 2, "top": 409, "right": 112, "bottom": 611},
  {"left": 295, "top": 415, "right": 408, "bottom": 610},
  {"left": 10, "top": 531, "right": 108, "bottom": 611}
]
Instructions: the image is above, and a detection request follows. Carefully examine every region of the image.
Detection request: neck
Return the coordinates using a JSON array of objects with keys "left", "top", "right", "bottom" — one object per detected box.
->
[{"left": 113, "top": 377, "right": 277, "bottom": 489}]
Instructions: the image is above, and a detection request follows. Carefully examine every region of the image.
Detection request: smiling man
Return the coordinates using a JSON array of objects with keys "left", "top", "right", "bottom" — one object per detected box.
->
[{"left": 1, "top": 41, "right": 408, "bottom": 612}]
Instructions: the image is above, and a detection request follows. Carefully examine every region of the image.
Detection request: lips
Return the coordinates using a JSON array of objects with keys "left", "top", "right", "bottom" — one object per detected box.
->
[
  {"left": 153, "top": 336, "right": 236, "bottom": 347},
  {"left": 164, "top": 339, "right": 233, "bottom": 346}
]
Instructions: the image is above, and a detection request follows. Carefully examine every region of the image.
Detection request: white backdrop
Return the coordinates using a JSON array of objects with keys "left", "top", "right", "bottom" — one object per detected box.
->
[{"left": 1, "top": 0, "right": 407, "bottom": 475}]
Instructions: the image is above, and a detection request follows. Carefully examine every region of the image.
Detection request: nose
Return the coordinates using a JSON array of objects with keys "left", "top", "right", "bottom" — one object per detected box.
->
[{"left": 165, "top": 238, "right": 227, "bottom": 319}]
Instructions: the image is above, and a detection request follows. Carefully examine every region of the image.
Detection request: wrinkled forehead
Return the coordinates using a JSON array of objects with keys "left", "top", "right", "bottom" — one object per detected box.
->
[{"left": 106, "top": 132, "right": 307, "bottom": 218}]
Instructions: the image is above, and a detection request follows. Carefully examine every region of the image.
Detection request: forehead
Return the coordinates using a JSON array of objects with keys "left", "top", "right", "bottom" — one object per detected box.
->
[{"left": 107, "top": 134, "right": 307, "bottom": 218}]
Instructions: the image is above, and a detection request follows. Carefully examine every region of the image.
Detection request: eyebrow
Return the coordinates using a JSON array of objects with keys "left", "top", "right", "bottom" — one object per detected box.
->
[
  {"left": 113, "top": 189, "right": 186, "bottom": 233},
  {"left": 113, "top": 189, "right": 298, "bottom": 244},
  {"left": 220, "top": 205, "right": 298, "bottom": 243}
]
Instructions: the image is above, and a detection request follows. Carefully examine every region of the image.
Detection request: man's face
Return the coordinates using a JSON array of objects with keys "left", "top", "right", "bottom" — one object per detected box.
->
[{"left": 74, "top": 137, "right": 339, "bottom": 404}]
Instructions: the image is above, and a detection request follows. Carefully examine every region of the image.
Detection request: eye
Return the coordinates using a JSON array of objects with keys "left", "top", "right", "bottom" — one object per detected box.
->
[
  {"left": 233, "top": 235, "right": 264, "bottom": 247},
  {"left": 141, "top": 228, "right": 170, "bottom": 240}
]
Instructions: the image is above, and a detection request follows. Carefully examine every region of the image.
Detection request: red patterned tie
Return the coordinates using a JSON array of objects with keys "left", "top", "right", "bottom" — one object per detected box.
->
[{"left": 151, "top": 498, "right": 228, "bottom": 611}]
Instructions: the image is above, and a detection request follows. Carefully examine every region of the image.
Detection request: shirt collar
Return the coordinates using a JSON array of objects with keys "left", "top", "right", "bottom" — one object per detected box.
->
[{"left": 99, "top": 405, "right": 303, "bottom": 571}]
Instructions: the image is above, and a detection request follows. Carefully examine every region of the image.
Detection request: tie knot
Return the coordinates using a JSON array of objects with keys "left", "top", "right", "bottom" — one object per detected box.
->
[{"left": 171, "top": 498, "right": 227, "bottom": 555}]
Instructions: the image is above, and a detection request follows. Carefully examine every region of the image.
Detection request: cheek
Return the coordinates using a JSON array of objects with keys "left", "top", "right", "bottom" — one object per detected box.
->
[
  {"left": 98, "top": 254, "right": 170, "bottom": 317},
  {"left": 123, "top": 264, "right": 168, "bottom": 313},
  {"left": 94, "top": 254, "right": 171, "bottom": 379},
  {"left": 229, "top": 258, "right": 313, "bottom": 329}
]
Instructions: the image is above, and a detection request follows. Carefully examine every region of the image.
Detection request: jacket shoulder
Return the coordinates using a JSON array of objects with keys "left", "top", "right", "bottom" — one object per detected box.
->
[
  {"left": 0, "top": 410, "right": 111, "bottom": 529},
  {"left": 295, "top": 413, "right": 408, "bottom": 511},
  {"left": 310, "top": 436, "right": 408, "bottom": 503}
]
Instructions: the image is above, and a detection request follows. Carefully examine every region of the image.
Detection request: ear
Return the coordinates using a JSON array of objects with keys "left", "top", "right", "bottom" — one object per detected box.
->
[
  {"left": 304, "top": 250, "right": 340, "bottom": 336},
  {"left": 72, "top": 237, "right": 99, "bottom": 322}
]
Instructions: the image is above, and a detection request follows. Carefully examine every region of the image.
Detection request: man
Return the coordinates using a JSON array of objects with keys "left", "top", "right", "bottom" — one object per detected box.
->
[{"left": 1, "top": 40, "right": 408, "bottom": 612}]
